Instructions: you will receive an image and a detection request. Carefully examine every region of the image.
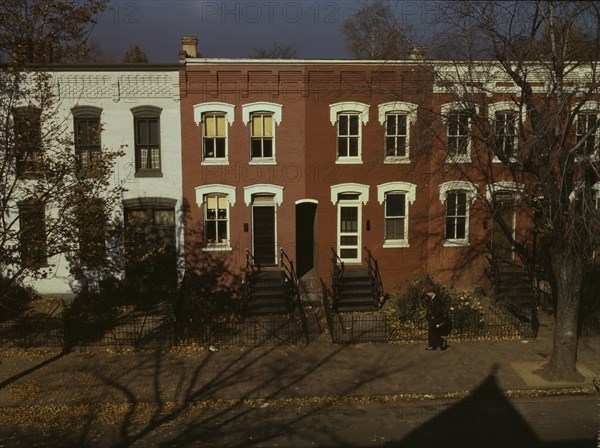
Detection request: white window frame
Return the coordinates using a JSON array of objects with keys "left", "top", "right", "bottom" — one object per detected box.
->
[
  {"left": 439, "top": 181, "right": 478, "bottom": 247},
  {"left": 242, "top": 102, "right": 282, "bottom": 165},
  {"left": 195, "top": 184, "right": 236, "bottom": 251},
  {"left": 194, "top": 102, "right": 235, "bottom": 166},
  {"left": 573, "top": 101, "right": 599, "bottom": 161},
  {"left": 330, "top": 102, "right": 369, "bottom": 164},
  {"left": 378, "top": 102, "right": 417, "bottom": 164},
  {"left": 488, "top": 101, "right": 526, "bottom": 163},
  {"left": 441, "top": 102, "right": 477, "bottom": 163},
  {"left": 377, "top": 182, "right": 416, "bottom": 248}
]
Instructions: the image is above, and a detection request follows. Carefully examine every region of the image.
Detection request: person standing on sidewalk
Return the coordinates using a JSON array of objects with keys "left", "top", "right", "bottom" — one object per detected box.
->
[{"left": 425, "top": 283, "right": 449, "bottom": 351}]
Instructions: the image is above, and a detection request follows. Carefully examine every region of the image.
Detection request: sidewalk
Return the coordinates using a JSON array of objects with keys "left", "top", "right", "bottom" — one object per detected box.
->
[{"left": 1, "top": 312, "right": 597, "bottom": 408}]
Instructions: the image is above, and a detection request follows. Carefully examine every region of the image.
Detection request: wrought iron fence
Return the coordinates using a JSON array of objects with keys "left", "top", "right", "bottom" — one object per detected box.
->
[
  {"left": 176, "top": 313, "right": 307, "bottom": 347},
  {"left": 0, "top": 314, "right": 65, "bottom": 349},
  {"left": 324, "top": 304, "right": 536, "bottom": 344}
]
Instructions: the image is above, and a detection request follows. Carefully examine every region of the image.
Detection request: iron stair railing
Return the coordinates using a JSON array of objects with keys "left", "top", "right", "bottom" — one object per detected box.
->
[
  {"left": 331, "top": 248, "right": 345, "bottom": 309},
  {"left": 364, "top": 246, "right": 384, "bottom": 308},
  {"left": 242, "top": 249, "right": 259, "bottom": 312}
]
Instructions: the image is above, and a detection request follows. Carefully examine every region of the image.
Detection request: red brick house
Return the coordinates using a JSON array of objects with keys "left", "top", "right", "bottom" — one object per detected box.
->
[{"left": 178, "top": 37, "right": 598, "bottom": 311}]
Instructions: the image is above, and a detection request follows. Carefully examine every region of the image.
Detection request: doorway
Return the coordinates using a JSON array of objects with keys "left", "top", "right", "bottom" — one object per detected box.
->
[
  {"left": 491, "top": 192, "right": 515, "bottom": 262},
  {"left": 252, "top": 195, "right": 276, "bottom": 265},
  {"left": 296, "top": 201, "right": 317, "bottom": 277}
]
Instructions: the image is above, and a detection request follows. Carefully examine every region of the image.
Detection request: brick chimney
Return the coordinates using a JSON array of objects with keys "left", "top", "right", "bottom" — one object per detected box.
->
[{"left": 181, "top": 36, "right": 198, "bottom": 60}]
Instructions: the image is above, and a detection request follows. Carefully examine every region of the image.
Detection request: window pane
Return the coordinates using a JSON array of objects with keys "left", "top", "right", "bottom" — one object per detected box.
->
[
  {"left": 396, "top": 137, "right": 406, "bottom": 156},
  {"left": 456, "top": 217, "right": 466, "bottom": 239},
  {"left": 206, "top": 221, "right": 216, "bottom": 242},
  {"left": 446, "top": 217, "right": 456, "bottom": 239},
  {"left": 349, "top": 115, "right": 359, "bottom": 135},
  {"left": 340, "top": 236, "right": 358, "bottom": 245},
  {"left": 457, "top": 193, "right": 467, "bottom": 215},
  {"left": 252, "top": 116, "right": 262, "bottom": 137},
  {"left": 447, "top": 193, "right": 457, "bottom": 213},
  {"left": 340, "top": 248, "right": 357, "bottom": 259},
  {"left": 137, "top": 120, "right": 148, "bottom": 144},
  {"left": 148, "top": 119, "right": 159, "bottom": 144},
  {"left": 207, "top": 195, "right": 217, "bottom": 210},
  {"left": 205, "top": 139, "right": 215, "bottom": 157},
  {"left": 337, "top": 137, "right": 347, "bottom": 157},
  {"left": 397, "top": 115, "right": 406, "bottom": 134},
  {"left": 252, "top": 139, "right": 262, "bottom": 158},
  {"left": 385, "top": 137, "right": 396, "bottom": 157},
  {"left": 338, "top": 115, "right": 348, "bottom": 136},
  {"left": 386, "top": 194, "right": 405, "bottom": 217},
  {"left": 215, "top": 138, "right": 225, "bottom": 158},
  {"left": 155, "top": 209, "right": 175, "bottom": 226},
  {"left": 263, "top": 139, "right": 273, "bottom": 157},
  {"left": 205, "top": 116, "right": 215, "bottom": 137},
  {"left": 264, "top": 115, "right": 273, "bottom": 137},
  {"left": 349, "top": 137, "right": 358, "bottom": 157},
  {"left": 386, "top": 115, "right": 396, "bottom": 135},
  {"left": 216, "top": 116, "right": 225, "bottom": 136},
  {"left": 217, "top": 221, "right": 227, "bottom": 242},
  {"left": 385, "top": 217, "right": 404, "bottom": 240}
]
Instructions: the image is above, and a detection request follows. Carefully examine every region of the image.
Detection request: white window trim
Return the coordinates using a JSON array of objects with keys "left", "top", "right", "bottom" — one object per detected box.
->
[
  {"left": 243, "top": 184, "right": 284, "bottom": 206},
  {"left": 330, "top": 183, "right": 369, "bottom": 205},
  {"left": 488, "top": 101, "right": 526, "bottom": 164},
  {"left": 377, "top": 182, "right": 416, "bottom": 248},
  {"left": 378, "top": 102, "right": 417, "bottom": 164},
  {"left": 485, "top": 181, "right": 524, "bottom": 202},
  {"left": 194, "top": 102, "right": 235, "bottom": 166},
  {"left": 330, "top": 102, "right": 369, "bottom": 164},
  {"left": 441, "top": 102, "right": 478, "bottom": 163},
  {"left": 439, "top": 181, "right": 478, "bottom": 247},
  {"left": 242, "top": 102, "right": 282, "bottom": 125},
  {"left": 572, "top": 101, "right": 599, "bottom": 162}
]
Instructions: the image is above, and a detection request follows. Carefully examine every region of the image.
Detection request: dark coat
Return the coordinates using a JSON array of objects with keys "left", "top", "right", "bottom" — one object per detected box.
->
[{"left": 426, "top": 294, "right": 445, "bottom": 327}]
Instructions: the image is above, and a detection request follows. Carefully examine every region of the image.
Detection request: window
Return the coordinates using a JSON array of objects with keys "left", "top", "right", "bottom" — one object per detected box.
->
[
  {"left": 78, "top": 198, "right": 106, "bottom": 266},
  {"left": 337, "top": 113, "right": 359, "bottom": 158},
  {"left": 243, "top": 102, "right": 282, "bottom": 164},
  {"left": 330, "top": 102, "right": 369, "bottom": 164},
  {"left": 446, "top": 112, "right": 469, "bottom": 159},
  {"left": 194, "top": 102, "right": 235, "bottom": 165},
  {"left": 377, "top": 182, "right": 416, "bottom": 248},
  {"left": 446, "top": 192, "right": 467, "bottom": 241},
  {"left": 251, "top": 113, "right": 273, "bottom": 159},
  {"left": 576, "top": 112, "right": 598, "bottom": 157},
  {"left": 204, "top": 194, "right": 229, "bottom": 247},
  {"left": 18, "top": 199, "right": 47, "bottom": 268},
  {"left": 73, "top": 107, "right": 102, "bottom": 178},
  {"left": 131, "top": 106, "right": 162, "bottom": 177},
  {"left": 378, "top": 102, "right": 416, "bottom": 163},
  {"left": 385, "top": 114, "right": 407, "bottom": 158},
  {"left": 385, "top": 192, "right": 406, "bottom": 242},
  {"left": 494, "top": 111, "right": 516, "bottom": 158},
  {"left": 203, "top": 114, "right": 226, "bottom": 160},
  {"left": 13, "top": 107, "right": 43, "bottom": 178}
]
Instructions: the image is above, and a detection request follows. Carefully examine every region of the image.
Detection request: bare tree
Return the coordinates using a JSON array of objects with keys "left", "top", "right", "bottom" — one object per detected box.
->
[
  {"left": 0, "top": 0, "right": 108, "bottom": 65},
  {"left": 0, "top": 0, "right": 127, "bottom": 313},
  {"left": 249, "top": 43, "right": 297, "bottom": 59},
  {"left": 341, "top": 0, "right": 413, "bottom": 59},
  {"left": 122, "top": 44, "right": 149, "bottom": 63},
  {"left": 431, "top": 1, "right": 600, "bottom": 381}
]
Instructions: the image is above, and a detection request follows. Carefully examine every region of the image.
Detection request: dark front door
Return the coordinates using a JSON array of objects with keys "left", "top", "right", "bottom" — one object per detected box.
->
[
  {"left": 253, "top": 206, "right": 276, "bottom": 265},
  {"left": 491, "top": 193, "right": 515, "bottom": 262}
]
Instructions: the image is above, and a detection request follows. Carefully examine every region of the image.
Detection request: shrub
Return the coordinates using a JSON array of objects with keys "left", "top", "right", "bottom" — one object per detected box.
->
[{"left": 449, "top": 291, "right": 485, "bottom": 334}]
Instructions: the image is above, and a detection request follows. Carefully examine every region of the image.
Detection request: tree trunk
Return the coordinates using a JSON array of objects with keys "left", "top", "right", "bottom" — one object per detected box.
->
[{"left": 540, "top": 249, "right": 584, "bottom": 382}]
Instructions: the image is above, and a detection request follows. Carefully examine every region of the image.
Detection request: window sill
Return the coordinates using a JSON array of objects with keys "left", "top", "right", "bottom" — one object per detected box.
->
[
  {"left": 203, "top": 245, "right": 232, "bottom": 252},
  {"left": 135, "top": 170, "right": 163, "bottom": 178},
  {"left": 492, "top": 156, "right": 517, "bottom": 164},
  {"left": 445, "top": 156, "right": 471, "bottom": 164},
  {"left": 383, "top": 241, "right": 409, "bottom": 248},
  {"left": 249, "top": 159, "right": 277, "bottom": 165},
  {"left": 335, "top": 158, "right": 363, "bottom": 165},
  {"left": 202, "top": 160, "right": 229, "bottom": 166},
  {"left": 444, "top": 240, "right": 469, "bottom": 247},
  {"left": 383, "top": 157, "right": 410, "bottom": 164}
]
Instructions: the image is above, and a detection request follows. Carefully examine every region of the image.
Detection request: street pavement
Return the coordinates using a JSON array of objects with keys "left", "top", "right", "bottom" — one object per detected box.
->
[{"left": 0, "top": 311, "right": 598, "bottom": 447}]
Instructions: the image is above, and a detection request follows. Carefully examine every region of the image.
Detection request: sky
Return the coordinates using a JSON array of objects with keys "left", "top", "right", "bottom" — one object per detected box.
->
[{"left": 90, "top": 0, "right": 442, "bottom": 62}]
